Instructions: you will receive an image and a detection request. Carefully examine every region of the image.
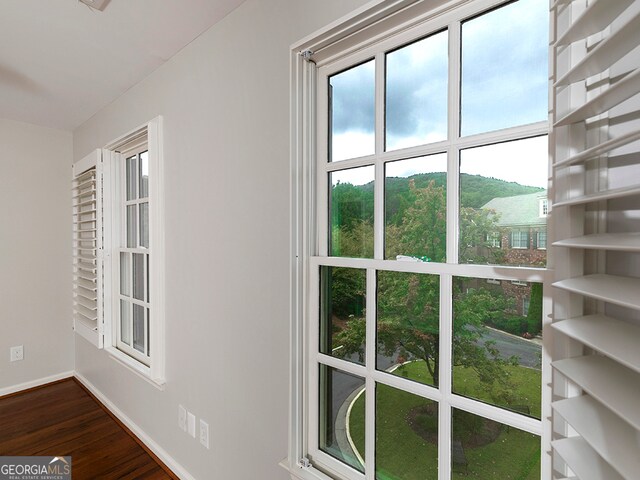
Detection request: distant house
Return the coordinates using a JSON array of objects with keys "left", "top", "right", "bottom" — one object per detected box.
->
[{"left": 482, "top": 190, "right": 548, "bottom": 267}]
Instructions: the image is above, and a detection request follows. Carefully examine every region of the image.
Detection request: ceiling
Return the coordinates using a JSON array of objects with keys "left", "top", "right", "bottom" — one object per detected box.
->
[{"left": 0, "top": 0, "right": 246, "bottom": 131}]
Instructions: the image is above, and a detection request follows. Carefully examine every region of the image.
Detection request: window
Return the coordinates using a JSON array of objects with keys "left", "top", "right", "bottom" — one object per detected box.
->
[
  {"left": 72, "top": 118, "right": 165, "bottom": 385},
  {"left": 291, "top": 1, "right": 549, "bottom": 479},
  {"left": 539, "top": 199, "right": 548, "bottom": 217},
  {"left": 116, "top": 143, "right": 151, "bottom": 365},
  {"left": 511, "top": 230, "right": 529, "bottom": 249},
  {"left": 523, "top": 297, "right": 530, "bottom": 317},
  {"left": 536, "top": 230, "right": 547, "bottom": 250},
  {"left": 487, "top": 232, "right": 501, "bottom": 248}
]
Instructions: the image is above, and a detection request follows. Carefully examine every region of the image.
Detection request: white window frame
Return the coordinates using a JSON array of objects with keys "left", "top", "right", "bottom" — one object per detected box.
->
[
  {"left": 487, "top": 231, "right": 501, "bottom": 248},
  {"left": 537, "top": 230, "right": 547, "bottom": 250},
  {"left": 539, "top": 198, "right": 548, "bottom": 217},
  {"left": 511, "top": 230, "right": 529, "bottom": 249},
  {"left": 102, "top": 117, "right": 166, "bottom": 386},
  {"left": 288, "top": 1, "right": 551, "bottom": 480}
]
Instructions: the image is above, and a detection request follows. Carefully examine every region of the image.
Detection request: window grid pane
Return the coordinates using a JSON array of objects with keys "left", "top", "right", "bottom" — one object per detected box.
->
[{"left": 118, "top": 145, "right": 152, "bottom": 363}]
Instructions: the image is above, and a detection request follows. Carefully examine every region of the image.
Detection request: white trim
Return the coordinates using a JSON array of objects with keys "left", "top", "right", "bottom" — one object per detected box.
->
[
  {"left": 73, "top": 373, "right": 189, "bottom": 479},
  {"left": 105, "top": 346, "right": 165, "bottom": 390},
  {"left": 0, "top": 371, "right": 74, "bottom": 398},
  {"left": 100, "top": 117, "right": 166, "bottom": 385}
]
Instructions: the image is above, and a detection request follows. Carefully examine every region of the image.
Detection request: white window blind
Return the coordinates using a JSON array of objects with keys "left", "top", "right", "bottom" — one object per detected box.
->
[
  {"left": 551, "top": 0, "right": 640, "bottom": 479},
  {"left": 72, "top": 149, "right": 103, "bottom": 348}
]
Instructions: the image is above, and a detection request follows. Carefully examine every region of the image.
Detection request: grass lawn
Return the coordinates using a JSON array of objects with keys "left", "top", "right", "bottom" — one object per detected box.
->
[{"left": 349, "top": 361, "right": 541, "bottom": 479}]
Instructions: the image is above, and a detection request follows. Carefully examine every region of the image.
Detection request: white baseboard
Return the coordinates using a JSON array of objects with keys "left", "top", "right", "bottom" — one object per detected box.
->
[
  {"left": 0, "top": 371, "right": 74, "bottom": 397},
  {"left": 73, "top": 372, "right": 195, "bottom": 480}
]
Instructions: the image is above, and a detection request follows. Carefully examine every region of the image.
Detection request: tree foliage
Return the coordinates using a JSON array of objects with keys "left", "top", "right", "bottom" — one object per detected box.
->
[{"left": 330, "top": 179, "right": 527, "bottom": 403}]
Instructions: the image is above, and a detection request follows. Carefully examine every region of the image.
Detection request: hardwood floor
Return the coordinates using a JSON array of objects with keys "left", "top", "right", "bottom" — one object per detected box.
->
[{"left": 0, "top": 378, "right": 177, "bottom": 479}]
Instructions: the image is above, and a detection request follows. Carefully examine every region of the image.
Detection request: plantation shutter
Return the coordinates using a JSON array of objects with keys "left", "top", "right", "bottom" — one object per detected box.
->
[
  {"left": 72, "top": 149, "right": 104, "bottom": 348},
  {"left": 551, "top": 0, "right": 640, "bottom": 479}
]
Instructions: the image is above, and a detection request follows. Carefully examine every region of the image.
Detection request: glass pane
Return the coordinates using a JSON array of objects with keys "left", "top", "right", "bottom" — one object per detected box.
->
[
  {"left": 385, "top": 154, "right": 447, "bottom": 262},
  {"left": 461, "top": 0, "right": 548, "bottom": 136},
  {"left": 459, "top": 136, "right": 547, "bottom": 267},
  {"left": 126, "top": 155, "right": 137, "bottom": 201},
  {"left": 140, "top": 202, "right": 149, "bottom": 248},
  {"left": 319, "top": 364, "right": 365, "bottom": 472},
  {"left": 377, "top": 271, "right": 440, "bottom": 387},
  {"left": 375, "top": 383, "right": 438, "bottom": 479},
  {"left": 133, "top": 253, "right": 145, "bottom": 301},
  {"left": 330, "top": 166, "right": 374, "bottom": 258},
  {"left": 330, "top": 60, "right": 375, "bottom": 161},
  {"left": 320, "top": 266, "right": 366, "bottom": 366},
  {"left": 127, "top": 205, "right": 137, "bottom": 248},
  {"left": 451, "top": 408, "right": 540, "bottom": 479},
  {"left": 139, "top": 151, "right": 149, "bottom": 198},
  {"left": 452, "top": 277, "right": 542, "bottom": 418},
  {"left": 120, "top": 252, "right": 130, "bottom": 296},
  {"left": 120, "top": 300, "right": 131, "bottom": 345},
  {"left": 386, "top": 30, "right": 448, "bottom": 151},
  {"left": 133, "top": 304, "right": 145, "bottom": 353}
]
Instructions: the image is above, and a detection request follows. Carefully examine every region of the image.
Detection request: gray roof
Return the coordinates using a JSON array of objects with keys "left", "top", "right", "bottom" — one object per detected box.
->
[{"left": 482, "top": 191, "right": 547, "bottom": 227}]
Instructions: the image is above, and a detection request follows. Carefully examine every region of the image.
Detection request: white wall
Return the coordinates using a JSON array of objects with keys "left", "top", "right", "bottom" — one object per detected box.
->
[
  {"left": 73, "top": 1, "right": 368, "bottom": 479},
  {"left": 0, "top": 118, "right": 74, "bottom": 391}
]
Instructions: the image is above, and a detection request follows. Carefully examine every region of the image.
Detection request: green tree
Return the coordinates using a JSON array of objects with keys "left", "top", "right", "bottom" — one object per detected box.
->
[
  {"left": 526, "top": 283, "right": 543, "bottom": 335},
  {"left": 334, "top": 180, "right": 519, "bottom": 403}
]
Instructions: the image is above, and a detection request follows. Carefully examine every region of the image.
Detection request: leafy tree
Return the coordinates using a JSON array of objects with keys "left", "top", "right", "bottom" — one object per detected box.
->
[
  {"left": 334, "top": 180, "right": 520, "bottom": 403},
  {"left": 459, "top": 206, "right": 505, "bottom": 264},
  {"left": 386, "top": 180, "right": 446, "bottom": 262}
]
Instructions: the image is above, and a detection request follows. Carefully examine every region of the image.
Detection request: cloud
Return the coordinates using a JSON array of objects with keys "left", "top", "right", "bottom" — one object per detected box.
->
[
  {"left": 330, "top": 60, "right": 375, "bottom": 135},
  {"left": 461, "top": 0, "right": 549, "bottom": 135},
  {"left": 386, "top": 30, "right": 448, "bottom": 148},
  {"left": 328, "top": 0, "right": 548, "bottom": 158}
]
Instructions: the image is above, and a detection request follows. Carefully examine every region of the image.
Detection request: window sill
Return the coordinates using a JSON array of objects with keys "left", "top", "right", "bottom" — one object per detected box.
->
[
  {"left": 280, "top": 461, "right": 337, "bottom": 480},
  {"left": 105, "top": 346, "right": 165, "bottom": 390}
]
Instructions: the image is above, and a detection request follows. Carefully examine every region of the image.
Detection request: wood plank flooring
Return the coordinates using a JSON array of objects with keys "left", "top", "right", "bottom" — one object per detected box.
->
[{"left": 0, "top": 378, "right": 177, "bottom": 479}]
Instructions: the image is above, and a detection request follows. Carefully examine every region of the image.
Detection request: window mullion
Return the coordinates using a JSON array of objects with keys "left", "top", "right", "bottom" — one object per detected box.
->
[
  {"left": 447, "top": 21, "right": 462, "bottom": 266},
  {"left": 317, "top": 69, "right": 330, "bottom": 257},
  {"left": 364, "top": 268, "right": 377, "bottom": 480},
  {"left": 374, "top": 52, "right": 385, "bottom": 261},
  {"left": 438, "top": 274, "right": 453, "bottom": 480}
]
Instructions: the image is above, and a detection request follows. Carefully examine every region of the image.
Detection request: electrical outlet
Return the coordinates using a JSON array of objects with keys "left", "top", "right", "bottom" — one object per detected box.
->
[
  {"left": 187, "top": 412, "right": 196, "bottom": 438},
  {"left": 10, "top": 346, "right": 23, "bottom": 362},
  {"left": 178, "top": 405, "right": 187, "bottom": 432},
  {"left": 199, "top": 419, "right": 209, "bottom": 449}
]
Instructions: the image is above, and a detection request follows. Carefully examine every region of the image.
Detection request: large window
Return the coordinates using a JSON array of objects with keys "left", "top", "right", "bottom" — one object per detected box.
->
[{"left": 292, "top": 0, "right": 549, "bottom": 479}]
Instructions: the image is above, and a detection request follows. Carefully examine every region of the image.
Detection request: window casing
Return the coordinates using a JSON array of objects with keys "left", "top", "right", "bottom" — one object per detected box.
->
[
  {"left": 290, "top": 1, "right": 550, "bottom": 479},
  {"left": 539, "top": 199, "right": 548, "bottom": 217},
  {"left": 72, "top": 117, "right": 165, "bottom": 386}
]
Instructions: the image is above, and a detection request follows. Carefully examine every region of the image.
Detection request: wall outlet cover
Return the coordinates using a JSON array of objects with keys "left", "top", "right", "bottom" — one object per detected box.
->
[
  {"left": 10, "top": 346, "right": 24, "bottom": 362},
  {"left": 178, "top": 405, "right": 187, "bottom": 432},
  {"left": 199, "top": 419, "right": 209, "bottom": 449},
  {"left": 187, "top": 412, "right": 196, "bottom": 438}
]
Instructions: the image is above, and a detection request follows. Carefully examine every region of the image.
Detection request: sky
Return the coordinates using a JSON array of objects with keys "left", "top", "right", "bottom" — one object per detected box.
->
[
  {"left": 329, "top": 0, "right": 549, "bottom": 187},
  {"left": 331, "top": 135, "right": 547, "bottom": 188}
]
